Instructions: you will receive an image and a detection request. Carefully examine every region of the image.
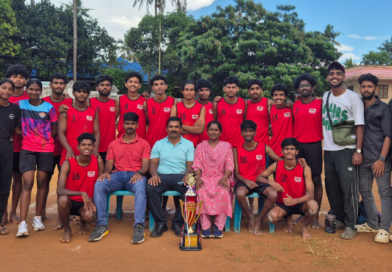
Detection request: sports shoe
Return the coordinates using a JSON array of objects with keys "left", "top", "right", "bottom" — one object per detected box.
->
[
  {"left": 88, "top": 225, "right": 108, "bottom": 242},
  {"left": 32, "top": 216, "right": 45, "bottom": 231},
  {"left": 132, "top": 224, "right": 145, "bottom": 244},
  {"left": 212, "top": 224, "right": 223, "bottom": 238},
  {"left": 16, "top": 221, "right": 29, "bottom": 237},
  {"left": 335, "top": 220, "right": 346, "bottom": 230},
  {"left": 201, "top": 229, "right": 212, "bottom": 238},
  {"left": 340, "top": 227, "right": 356, "bottom": 240}
]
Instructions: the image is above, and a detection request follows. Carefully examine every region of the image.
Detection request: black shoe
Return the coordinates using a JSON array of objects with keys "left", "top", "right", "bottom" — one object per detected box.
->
[
  {"left": 151, "top": 224, "right": 168, "bottom": 238},
  {"left": 132, "top": 224, "right": 145, "bottom": 244},
  {"left": 88, "top": 225, "right": 108, "bottom": 242},
  {"left": 171, "top": 224, "right": 182, "bottom": 237}
]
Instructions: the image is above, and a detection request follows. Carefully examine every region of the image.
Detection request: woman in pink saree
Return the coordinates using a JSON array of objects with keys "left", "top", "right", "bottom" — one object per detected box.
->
[{"left": 193, "top": 121, "right": 234, "bottom": 238}]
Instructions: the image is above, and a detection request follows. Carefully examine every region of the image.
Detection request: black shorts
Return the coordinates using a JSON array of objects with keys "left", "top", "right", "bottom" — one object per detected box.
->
[
  {"left": 297, "top": 141, "right": 322, "bottom": 175},
  {"left": 19, "top": 150, "right": 54, "bottom": 174},
  {"left": 235, "top": 181, "right": 271, "bottom": 197},
  {"left": 13, "top": 152, "right": 21, "bottom": 174},
  {"left": 48, "top": 155, "right": 61, "bottom": 178},
  {"left": 70, "top": 199, "right": 84, "bottom": 216},
  {"left": 99, "top": 152, "right": 107, "bottom": 162},
  {"left": 276, "top": 203, "right": 305, "bottom": 218}
]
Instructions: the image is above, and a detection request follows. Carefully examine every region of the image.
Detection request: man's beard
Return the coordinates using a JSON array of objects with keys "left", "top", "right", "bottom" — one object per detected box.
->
[
  {"left": 98, "top": 90, "right": 110, "bottom": 96},
  {"left": 362, "top": 92, "right": 375, "bottom": 100}
]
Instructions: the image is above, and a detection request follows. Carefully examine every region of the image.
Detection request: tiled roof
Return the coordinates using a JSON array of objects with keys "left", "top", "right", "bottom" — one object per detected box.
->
[{"left": 345, "top": 65, "right": 392, "bottom": 80}]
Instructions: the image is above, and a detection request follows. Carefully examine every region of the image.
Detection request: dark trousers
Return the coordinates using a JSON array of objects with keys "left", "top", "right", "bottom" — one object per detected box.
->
[
  {"left": 324, "top": 149, "right": 359, "bottom": 229},
  {"left": 0, "top": 142, "right": 14, "bottom": 220},
  {"left": 146, "top": 174, "right": 187, "bottom": 226}
]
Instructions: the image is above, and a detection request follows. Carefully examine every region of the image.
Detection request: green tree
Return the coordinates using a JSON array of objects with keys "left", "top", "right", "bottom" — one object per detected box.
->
[
  {"left": 178, "top": 0, "right": 341, "bottom": 98},
  {"left": 0, "top": 0, "right": 20, "bottom": 77},
  {"left": 343, "top": 58, "right": 358, "bottom": 68},
  {"left": 378, "top": 37, "right": 392, "bottom": 63},
  {"left": 323, "top": 24, "right": 342, "bottom": 46},
  {"left": 361, "top": 51, "right": 391, "bottom": 65}
]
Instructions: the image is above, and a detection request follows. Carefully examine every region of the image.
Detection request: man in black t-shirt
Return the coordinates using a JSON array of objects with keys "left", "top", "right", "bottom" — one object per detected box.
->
[{"left": 0, "top": 79, "right": 22, "bottom": 235}]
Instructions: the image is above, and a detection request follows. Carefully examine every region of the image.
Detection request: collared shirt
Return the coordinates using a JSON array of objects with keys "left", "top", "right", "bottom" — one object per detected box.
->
[
  {"left": 150, "top": 136, "right": 194, "bottom": 174},
  {"left": 106, "top": 134, "right": 151, "bottom": 172},
  {"left": 363, "top": 97, "right": 392, "bottom": 163}
]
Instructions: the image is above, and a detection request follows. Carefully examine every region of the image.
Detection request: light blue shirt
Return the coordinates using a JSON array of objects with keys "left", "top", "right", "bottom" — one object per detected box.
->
[{"left": 150, "top": 136, "right": 194, "bottom": 174}]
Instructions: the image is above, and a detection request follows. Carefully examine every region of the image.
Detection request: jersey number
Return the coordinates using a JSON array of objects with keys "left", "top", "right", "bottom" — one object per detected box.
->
[
  {"left": 221, "top": 109, "right": 225, "bottom": 115},
  {"left": 152, "top": 107, "right": 155, "bottom": 114},
  {"left": 295, "top": 108, "right": 299, "bottom": 114},
  {"left": 272, "top": 114, "right": 278, "bottom": 121},
  {"left": 240, "top": 156, "right": 247, "bottom": 163},
  {"left": 125, "top": 104, "right": 128, "bottom": 110},
  {"left": 96, "top": 107, "right": 100, "bottom": 113},
  {"left": 280, "top": 174, "right": 286, "bottom": 182},
  {"left": 72, "top": 173, "right": 80, "bottom": 180},
  {"left": 179, "top": 113, "right": 186, "bottom": 119}
]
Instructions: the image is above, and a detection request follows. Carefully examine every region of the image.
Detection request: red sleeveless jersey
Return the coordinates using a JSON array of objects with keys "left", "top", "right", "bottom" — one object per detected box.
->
[
  {"left": 216, "top": 97, "right": 245, "bottom": 147},
  {"left": 43, "top": 96, "right": 73, "bottom": 156},
  {"left": 176, "top": 101, "right": 204, "bottom": 146},
  {"left": 269, "top": 105, "right": 293, "bottom": 156},
  {"left": 275, "top": 161, "right": 306, "bottom": 204},
  {"left": 293, "top": 99, "right": 323, "bottom": 143},
  {"left": 117, "top": 95, "right": 146, "bottom": 139},
  {"left": 9, "top": 91, "right": 29, "bottom": 153},
  {"left": 197, "top": 101, "right": 214, "bottom": 144},
  {"left": 236, "top": 143, "right": 267, "bottom": 181},
  {"left": 246, "top": 98, "right": 269, "bottom": 145},
  {"left": 65, "top": 156, "right": 99, "bottom": 202},
  {"left": 145, "top": 96, "right": 175, "bottom": 148},
  {"left": 89, "top": 98, "right": 116, "bottom": 153},
  {"left": 60, "top": 106, "right": 96, "bottom": 165}
]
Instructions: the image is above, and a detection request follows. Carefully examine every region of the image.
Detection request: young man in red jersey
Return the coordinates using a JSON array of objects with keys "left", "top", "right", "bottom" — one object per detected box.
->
[
  {"left": 196, "top": 78, "right": 214, "bottom": 144},
  {"left": 2, "top": 64, "right": 30, "bottom": 226},
  {"left": 269, "top": 83, "right": 293, "bottom": 164},
  {"left": 257, "top": 138, "right": 318, "bottom": 240},
  {"left": 170, "top": 80, "right": 206, "bottom": 147},
  {"left": 291, "top": 74, "right": 323, "bottom": 229},
  {"left": 57, "top": 133, "right": 104, "bottom": 243},
  {"left": 213, "top": 76, "right": 246, "bottom": 148}
]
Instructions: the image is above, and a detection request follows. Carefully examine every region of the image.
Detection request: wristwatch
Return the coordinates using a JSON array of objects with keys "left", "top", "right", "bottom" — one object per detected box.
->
[
  {"left": 356, "top": 149, "right": 361, "bottom": 154},
  {"left": 380, "top": 156, "right": 386, "bottom": 162},
  {"left": 137, "top": 170, "right": 143, "bottom": 175}
]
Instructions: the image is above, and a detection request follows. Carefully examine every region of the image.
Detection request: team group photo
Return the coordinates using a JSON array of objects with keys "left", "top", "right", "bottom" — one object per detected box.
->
[{"left": 1, "top": 0, "right": 392, "bottom": 271}]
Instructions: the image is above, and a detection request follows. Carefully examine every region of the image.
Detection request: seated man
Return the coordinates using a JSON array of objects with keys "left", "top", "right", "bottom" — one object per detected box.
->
[
  {"left": 57, "top": 133, "right": 104, "bottom": 243},
  {"left": 147, "top": 116, "right": 194, "bottom": 238},
  {"left": 89, "top": 112, "right": 151, "bottom": 244},
  {"left": 256, "top": 138, "right": 318, "bottom": 239}
]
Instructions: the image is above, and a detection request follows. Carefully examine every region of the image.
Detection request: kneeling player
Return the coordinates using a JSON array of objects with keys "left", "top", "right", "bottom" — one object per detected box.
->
[
  {"left": 257, "top": 138, "right": 318, "bottom": 239},
  {"left": 57, "top": 133, "right": 104, "bottom": 243}
]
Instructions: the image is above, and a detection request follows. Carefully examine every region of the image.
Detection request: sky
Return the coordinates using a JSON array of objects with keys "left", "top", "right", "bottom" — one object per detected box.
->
[{"left": 45, "top": 0, "right": 392, "bottom": 63}]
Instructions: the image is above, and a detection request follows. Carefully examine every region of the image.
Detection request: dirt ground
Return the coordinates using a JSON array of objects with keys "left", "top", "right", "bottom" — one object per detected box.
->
[{"left": 2, "top": 170, "right": 392, "bottom": 272}]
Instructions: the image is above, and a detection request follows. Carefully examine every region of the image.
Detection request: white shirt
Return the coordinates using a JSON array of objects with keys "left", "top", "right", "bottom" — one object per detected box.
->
[{"left": 322, "top": 89, "right": 364, "bottom": 151}]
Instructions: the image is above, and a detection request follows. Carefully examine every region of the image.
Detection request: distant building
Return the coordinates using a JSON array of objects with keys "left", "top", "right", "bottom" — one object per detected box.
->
[{"left": 345, "top": 65, "right": 392, "bottom": 103}]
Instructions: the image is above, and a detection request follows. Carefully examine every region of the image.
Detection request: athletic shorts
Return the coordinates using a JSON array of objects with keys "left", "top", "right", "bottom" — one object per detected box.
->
[
  {"left": 19, "top": 150, "right": 54, "bottom": 174},
  {"left": 99, "top": 152, "right": 107, "bottom": 163},
  {"left": 70, "top": 199, "right": 84, "bottom": 216},
  {"left": 48, "top": 155, "right": 61, "bottom": 178},
  {"left": 235, "top": 181, "right": 271, "bottom": 197},
  {"left": 297, "top": 141, "right": 322, "bottom": 175},
  {"left": 13, "top": 152, "right": 21, "bottom": 174},
  {"left": 276, "top": 203, "right": 305, "bottom": 218}
]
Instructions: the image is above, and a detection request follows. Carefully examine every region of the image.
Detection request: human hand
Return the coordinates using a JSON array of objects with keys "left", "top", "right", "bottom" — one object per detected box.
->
[
  {"left": 59, "top": 104, "right": 70, "bottom": 113},
  {"left": 244, "top": 179, "right": 258, "bottom": 189},
  {"left": 373, "top": 160, "right": 385, "bottom": 177},
  {"left": 97, "top": 172, "right": 111, "bottom": 182},
  {"left": 297, "top": 158, "right": 307, "bottom": 167},
  {"left": 82, "top": 193, "right": 96, "bottom": 211},
  {"left": 130, "top": 172, "right": 143, "bottom": 184},
  {"left": 213, "top": 96, "right": 222, "bottom": 102},
  {"left": 196, "top": 176, "right": 205, "bottom": 190},
  {"left": 142, "top": 91, "right": 150, "bottom": 99},
  {"left": 283, "top": 194, "right": 297, "bottom": 206},
  {"left": 66, "top": 149, "right": 75, "bottom": 160},
  {"left": 352, "top": 152, "right": 362, "bottom": 165},
  {"left": 268, "top": 181, "right": 284, "bottom": 192},
  {"left": 218, "top": 176, "right": 229, "bottom": 189},
  {"left": 148, "top": 175, "right": 161, "bottom": 186}
]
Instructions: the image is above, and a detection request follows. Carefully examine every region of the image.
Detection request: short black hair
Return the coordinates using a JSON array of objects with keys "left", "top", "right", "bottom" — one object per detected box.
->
[
  {"left": 223, "top": 76, "right": 240, "bottom": 87},
  {"left": 240, "top": 120, "right": 257, "bottom": 131},
  {"left": 0, "top": 78, "right": 15, "bottom": 90},
  {"left": 181, "top": 80, "right": 196, "bottom": 91},
  {"left": 328, "top": 63, "right": 345, "bottom": 74},
  {"left": 247, "top": 79, "right": 263, "bottom": 90},
  {"left": 293, "top": 73, "right": 317, "bottom": 90},
  {"left": 196, "top": 78, "right": 213, "bottom": 91},
  {"left": 271, "top": 83, "right": 288, "bottom": 97},
  {"left": 150, "top": 74, "right": 167, "bottom": 86},
  {"left": 73, "top": 81, "right": 91, "bottom": 93},
  {"left": 26, "top": 78, "right": 42, "bottom": 90},
  {"left": 207, "top": 121, "right": 222, "bottom": 132},
  {"left": 358, "top": 73, "right": 379, "bottom": 87},
  {"left": 96, "top": 75, "right": 113, "bottom": 86},
  {"left": 281, "top": 137, "right": 299, "bottom": 149},
  {"left": 167, "top": 116, "right": 182, "bottom": 127},
  {"left": 125, "top": 72, "right": 143, "bottom": 84},
  {"left": 49, "top": 73, "right": 68, "bottom": 84},
  {"left": 124, "top": 112, "right": 139, "bottom": 122},
  {"left": 5, "top": 64, "right": 30, "bottom": 79},
  {"left": 77, "top": 132, "right": 96, "bottom": 144}
]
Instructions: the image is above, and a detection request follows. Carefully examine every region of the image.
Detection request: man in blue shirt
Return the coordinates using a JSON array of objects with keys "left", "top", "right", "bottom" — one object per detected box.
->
[{"left": 147, "top": 116, "right": 194, "bottom": 238}]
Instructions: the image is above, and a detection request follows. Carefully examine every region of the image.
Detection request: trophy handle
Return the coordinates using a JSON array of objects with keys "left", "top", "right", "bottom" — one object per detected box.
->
[
  {"left": 179, "top": 199, "right": 185, "bottom": 219},
  {"left": 194, "top": 201, "right": 203, "bottom": 223}
]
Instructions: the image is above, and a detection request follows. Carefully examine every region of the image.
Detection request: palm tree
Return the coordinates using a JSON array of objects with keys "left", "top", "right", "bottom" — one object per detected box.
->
[
  {"left": 343, "top": 58, "right": 357, "bottom": 69},
  {"left": 62, "top": 0, "right": 93, "bottom": 17},
  {"left": 118, "top": 39, "right": 139, "bottom": 63},
  {"left": 133, "top": 0, "right": 187, "bottom": 15},
  {"left": 324, "top": 24, "right": 342, "bottom": 46}
]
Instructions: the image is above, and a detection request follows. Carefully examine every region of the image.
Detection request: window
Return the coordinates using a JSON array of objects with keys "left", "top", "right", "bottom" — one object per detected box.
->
[
  {"left": 347, "top": 85, "right": 354, "bottom": 91},
  {"left": 377, "top": 85, "right": 389, "bottom": 99}
]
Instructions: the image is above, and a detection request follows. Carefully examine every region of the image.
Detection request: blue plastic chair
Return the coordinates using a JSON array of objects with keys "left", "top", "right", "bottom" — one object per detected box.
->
[
  {"left": 233, "top": 193, "right": 275, "bottom": 233},
  {"left": 106, "top": 190, "right": 134, "bottom": 225}
]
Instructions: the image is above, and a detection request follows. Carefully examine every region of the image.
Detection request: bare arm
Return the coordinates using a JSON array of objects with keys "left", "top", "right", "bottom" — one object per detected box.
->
[
  {"left": 170, "top": 104, "right": 177, "bottom": 117},
  {"left": 51, "top": 123, "right": 57, "bottom": 138},
  {"left": 233, "top": 148, "right": 258, "bottom": 189},
  {"left": 183, "top": 161, "right": 194, "bottom": 183},
  {"left": 256, "top": 162, "right": 284, "bottom": 192},
  {"left": 97, "top": 159, "right": 114, "bottom": 181},
  {"left": 284, "top": 166, "right": 314, "bottom": 206},
  {"left": 57, "top": 112, "right": 74, "bottom": 159},
  {"left": 14, "top": 126, "right": 22, "bottom": 135},
  {"left": 265, "top": 145, "right": 284, "bottom": 162},
  {"left": 213, "top": 102, "right": 218, "bottom": 121},
  {"left": 143, "top": 100, "right": 149, "bottom": 126},
  {"left": 182, "top": 107, "right": 206, "bottom": 134},
  {"left": 148, "top": 158, "right": 161, "bottom": 186},
  {"left": 93, "top": 112, "right": 100, "bottom": 156},
  {"left": 115, "top": 97, "right": 120, "bottom": 119}
]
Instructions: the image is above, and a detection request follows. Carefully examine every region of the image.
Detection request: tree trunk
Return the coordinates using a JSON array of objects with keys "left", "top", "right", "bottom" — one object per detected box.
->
[{"left": 73, "top": 0, "right": 77, "bottom": 82}]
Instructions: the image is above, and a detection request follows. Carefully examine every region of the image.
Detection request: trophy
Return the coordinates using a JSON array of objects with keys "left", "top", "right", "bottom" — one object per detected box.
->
[{"left": 179, "top": 174, "right": 203, "bottom": 251}]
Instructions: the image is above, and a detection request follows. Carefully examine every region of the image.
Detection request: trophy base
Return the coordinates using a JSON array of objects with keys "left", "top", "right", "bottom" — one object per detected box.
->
[{"left": 179, "top": 233, "right": 202, "bottom": 251}]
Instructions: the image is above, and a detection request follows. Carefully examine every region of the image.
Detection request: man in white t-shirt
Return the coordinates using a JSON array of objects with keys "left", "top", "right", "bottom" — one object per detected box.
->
[{"left": 322, "top": 62, "right": 365, "bottom": 240}]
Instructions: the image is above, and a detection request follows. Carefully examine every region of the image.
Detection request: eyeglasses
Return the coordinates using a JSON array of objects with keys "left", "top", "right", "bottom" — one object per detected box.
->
[{"left": 299, "top": 84, "right": 311, "bottom": 88}]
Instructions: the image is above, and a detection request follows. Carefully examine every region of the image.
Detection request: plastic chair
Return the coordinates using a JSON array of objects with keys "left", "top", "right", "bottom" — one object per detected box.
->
[
  {"left": 233, "top": 193, "right": 275, "bottom": 233},
  {"left": 106, "top": 190, "right": 134, "bottom": 225}
]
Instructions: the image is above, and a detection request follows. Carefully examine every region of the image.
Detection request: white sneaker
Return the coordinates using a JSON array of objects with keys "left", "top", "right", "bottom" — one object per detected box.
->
[
  {"left": 16, "top": 221, "right": 29, "bottom": 237},
  {"left": 32, "top": 216, "right": 45, "bottom": 231}
]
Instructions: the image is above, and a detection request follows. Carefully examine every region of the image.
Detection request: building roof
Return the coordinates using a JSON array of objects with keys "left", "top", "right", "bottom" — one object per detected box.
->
[{"left": 345, "top": 65, "right": 392, "bottom": 80}]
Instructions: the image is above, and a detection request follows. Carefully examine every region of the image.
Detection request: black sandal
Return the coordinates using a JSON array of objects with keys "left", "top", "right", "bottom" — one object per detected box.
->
[{"left": 0, "top": 225, "right": 9, "bottom": 235}]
